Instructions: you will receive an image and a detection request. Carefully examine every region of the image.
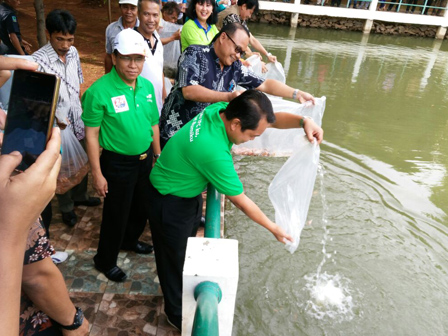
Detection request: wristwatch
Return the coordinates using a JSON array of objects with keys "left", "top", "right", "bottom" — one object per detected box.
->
[
  {"left": 153, "top": 153, "right": 161, "bottom": 159},
  {"left": 58, "top": 307, "right": 84, "bottom": 330},
  {"left": 300, "top": 116, "right": 313, "bottom": 128},
  {"left": 292, "top": 89, "right": 299, "bottom": 100}
]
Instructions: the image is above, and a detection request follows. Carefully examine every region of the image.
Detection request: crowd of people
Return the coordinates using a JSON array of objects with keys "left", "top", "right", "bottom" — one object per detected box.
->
[{"left": 0, "top": 0, "right": 324, "bottom": 334}]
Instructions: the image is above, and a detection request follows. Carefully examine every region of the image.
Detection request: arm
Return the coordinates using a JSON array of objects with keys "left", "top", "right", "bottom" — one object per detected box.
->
[
  {"left": 21, "top": 38, "right": 32, "bottom": 54},
  {"left": 256, "top": 79, "right": 315, "bottom": 104},
  {"left": 269, "top": 112, "right": 324, "bottom": 144},
  {"left": 182, "top": 85, "right": 241, "bottom": 103},
  {"left": 226, "top": 193, "right": 292, "bottom": 243},
  {"left": 104, "top": 53, "right": 113, "bottom": 74},
  {"left": 0, "top": 108, "right": 6, "bottom": 129},
  {"left": 249, "top": 33, "right": 277, "bottom": 63},
  {"left": 0, "top": 127, "right": 61, "bottom": 335},
  {"left": 85, "top": 126, "right": 108, "bottom": 197},
  {"left": 161, "top": 29, "right": 181, "bottom": 45},
  {"left": 151, "top": 124, "right": 161, "bottom": 166},
  {"left": 162, "top": 71, "right": 167, "bottom": 103},
  {"left": 9, "top": 32, "right": 25, "bottom": 55},
  {"left": 22, "top": 258, "right": 89, "bottom": 335}
]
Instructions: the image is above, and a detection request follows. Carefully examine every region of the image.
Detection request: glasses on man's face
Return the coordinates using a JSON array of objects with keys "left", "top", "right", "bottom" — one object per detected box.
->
[
  {"left": 225, "top": 33, "right": 245, "bottom": 58},
  {"left": 118, "top": 55, "right": 145, "bottom": 64}
]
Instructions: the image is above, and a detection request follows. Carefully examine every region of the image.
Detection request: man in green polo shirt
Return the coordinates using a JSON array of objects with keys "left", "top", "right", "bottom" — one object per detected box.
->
[
  {"left": 82, "top": 29, "right": 161, "bottom": 282},
  {"left": 148, "top": 89, "right": 324, "bottom": 330}
]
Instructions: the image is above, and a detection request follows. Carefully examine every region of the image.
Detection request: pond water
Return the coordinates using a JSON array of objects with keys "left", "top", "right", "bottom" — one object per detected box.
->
[{"left": 225, "top": 24, "right": 448, "bottom": 336}]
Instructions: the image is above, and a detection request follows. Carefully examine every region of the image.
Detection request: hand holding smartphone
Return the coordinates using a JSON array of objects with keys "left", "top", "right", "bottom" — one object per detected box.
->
[{"left": 0, "top": 69, "right": 60, "bottom": 171}]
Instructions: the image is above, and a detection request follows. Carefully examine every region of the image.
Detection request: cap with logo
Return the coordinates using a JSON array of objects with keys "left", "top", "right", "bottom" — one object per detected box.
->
[
  {"left": 118, "top": 0, "right": 138, "bottom": 6},
  {"left": 113, "top": 29, "right": 149, "bottom": 57}
]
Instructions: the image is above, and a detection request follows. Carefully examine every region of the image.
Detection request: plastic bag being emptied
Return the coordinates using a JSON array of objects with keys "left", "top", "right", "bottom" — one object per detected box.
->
[{"left": 268, "top": 135, "right": 320, "bottom": 254}]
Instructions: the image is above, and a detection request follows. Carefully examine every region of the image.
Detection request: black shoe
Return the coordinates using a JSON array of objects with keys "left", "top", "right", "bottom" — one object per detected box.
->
[
  {"left": 74, "top": 197, "right": 101, "bottom": 207},
  {"left": 94, "top": 263, "right": 127, "bottom": 282},
  {"left": 61, "top": 210, "right": 77, "bottom": 227},
  {"left": 121, "top": 241, "right": 153, "bottom": 254}
]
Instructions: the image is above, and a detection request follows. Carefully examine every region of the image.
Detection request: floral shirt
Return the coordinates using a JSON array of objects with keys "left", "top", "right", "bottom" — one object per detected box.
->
[
  {"left": 159, "top": 43, "right": 264, "bottom": 145},
  {"left": 19, "top": 218, "right": 60, "bottom": 336}
]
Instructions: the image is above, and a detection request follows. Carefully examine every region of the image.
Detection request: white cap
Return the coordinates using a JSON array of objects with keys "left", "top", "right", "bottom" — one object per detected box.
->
[
  {"left": 113, "top": 29, "right": 149, "bottom": 57},
  {"left": 119, "top": 0, "right": 138, "bottom": 6}
]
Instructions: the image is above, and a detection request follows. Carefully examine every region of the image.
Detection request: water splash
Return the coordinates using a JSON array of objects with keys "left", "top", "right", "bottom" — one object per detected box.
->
[{"left": 303, "top": 164, "right": 358, "bottom": 322}]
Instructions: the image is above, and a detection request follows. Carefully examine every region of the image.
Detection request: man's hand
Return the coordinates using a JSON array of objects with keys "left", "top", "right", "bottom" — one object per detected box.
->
[
  {"left": 62, "top": 318, "right": 89, "bottom": 336},
  {"left": 92, "top": 173, "right": 108, "bottom": 197},
  {"left": 228, "top": 90, "right": 242, "bottom": 102},
  {"left": 296, "top": 90, "right": 315, "bottom": 105},
  {"left": 267, "top": 54, "right": 277, "bottom": 63},
  {"left": 303, "top": 118, "right": 323, "bottom": 144},
  {"left": 0, "top": 127, "right": 61, "bottom": 236},
  {"left": 271, "top": 225, "right": 293, "bottom": 244},
  {"left": 22, "top": 39, "right": 32, "bottom": 54},
  {"left": 172, "top": 29, "right": 181, "bottom": 41}
]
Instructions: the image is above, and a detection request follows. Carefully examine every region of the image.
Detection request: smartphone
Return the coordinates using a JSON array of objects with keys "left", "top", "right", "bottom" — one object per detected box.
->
[{"left": 1, "top": 69, "right": 60, "bottom": 171}]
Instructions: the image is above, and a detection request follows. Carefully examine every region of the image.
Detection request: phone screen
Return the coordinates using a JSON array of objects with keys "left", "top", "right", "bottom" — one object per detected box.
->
[{"left": 1, "top": 70, "right": 59, "bottom": 170}]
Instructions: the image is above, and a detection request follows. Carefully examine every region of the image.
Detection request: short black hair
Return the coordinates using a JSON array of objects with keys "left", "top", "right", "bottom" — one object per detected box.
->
[
  {"left": 138, "top": 0, "right": 161, "bottom": 12},
  {"left": 162, "top": 1, "right": 181, "bottom": 15},
  {"left": 237, "top": 0, "right": 259, "bottom": 13},
  {"left": 222, "top": 90, "right": 275, "bottom": 131},
  {"left": 212, "top": 22, "right": 249, "bottom": 44},
  {"left": 186, "top": 0, "right": 218, "bottom": 26},
  {"left": 46, "top": 9, "right": 77, "bottom": 35}
]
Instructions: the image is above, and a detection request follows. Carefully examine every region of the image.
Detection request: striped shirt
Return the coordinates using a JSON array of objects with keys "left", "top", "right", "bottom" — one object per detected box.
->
[{"left": 32, "top": 43, "right": 85, "bottom": 140}]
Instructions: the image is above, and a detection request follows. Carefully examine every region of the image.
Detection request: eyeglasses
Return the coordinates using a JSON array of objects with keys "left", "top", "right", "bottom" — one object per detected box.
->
[
  {"left": 225, "top": 33, "right": 245, "bottom": 58},
  {"left": 118, "top": 55, "right": 145, "bottom": 64}
]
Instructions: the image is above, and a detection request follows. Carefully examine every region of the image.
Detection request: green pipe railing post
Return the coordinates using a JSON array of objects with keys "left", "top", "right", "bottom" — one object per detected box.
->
[
  {"left": 205, "top": 184, "right": 221, "bottom": 238},
  {"left": 192, "top": 281, "right": 222, "bottom": 336}
]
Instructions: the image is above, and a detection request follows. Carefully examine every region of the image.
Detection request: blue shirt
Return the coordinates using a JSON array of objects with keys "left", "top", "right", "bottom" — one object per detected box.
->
[{"left": 159, "top": 43, "right": 264, "bottom": 144}]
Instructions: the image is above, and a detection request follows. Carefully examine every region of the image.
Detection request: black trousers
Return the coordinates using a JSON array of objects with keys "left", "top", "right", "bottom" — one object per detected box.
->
[
  {"left": 148, "top": 183, "right": 202, "bottom": 328},
  {"left": 94, "top": 148, "right": 152, "bottom": 270}
]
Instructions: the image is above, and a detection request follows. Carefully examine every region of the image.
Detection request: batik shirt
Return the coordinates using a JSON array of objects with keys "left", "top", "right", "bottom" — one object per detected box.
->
[{"left": 159, "top": 43, "right": 264, "bottom": 145}]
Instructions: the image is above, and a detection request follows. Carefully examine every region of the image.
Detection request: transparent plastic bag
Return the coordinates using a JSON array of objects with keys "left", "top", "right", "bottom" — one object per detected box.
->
[
  {"left": 233, "top": 96, "right": 326, "bottom": 157},
  {"left": 268, "top": 135, "right": 320, "bottom": 254},
  {"left": 56, "top": 128, "right": 89, "bottom": 194},
  {"left": 159, "top": 21, "right": 182, "bottom": 77}
]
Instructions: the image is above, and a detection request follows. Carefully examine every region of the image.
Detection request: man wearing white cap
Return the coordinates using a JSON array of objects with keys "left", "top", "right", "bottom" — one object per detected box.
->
[
  {"left": 82, "top": 29, "right": 161, "bottom": 282},
  {"left": 104, "top": 0, "right": 139, "bottom": 74}
]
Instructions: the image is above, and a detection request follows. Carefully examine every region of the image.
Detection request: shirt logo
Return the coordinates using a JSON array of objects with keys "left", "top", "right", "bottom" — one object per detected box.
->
[
  {"left": 12, "top": 16, "right": 17, "bottom": 23},
  {"left": 146, "top": 93, "right": 153, "bottom": 103},
  {"left": 111, "top": 95, "right": 129, "bottom": 113}
]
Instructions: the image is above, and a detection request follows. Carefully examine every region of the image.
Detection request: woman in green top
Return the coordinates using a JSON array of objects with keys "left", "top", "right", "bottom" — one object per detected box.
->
[{"left": 180, "top": 0, "right": 219, "bottom": 52}]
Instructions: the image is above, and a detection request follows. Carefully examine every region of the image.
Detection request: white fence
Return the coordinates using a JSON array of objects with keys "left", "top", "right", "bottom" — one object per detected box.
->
[{"left": 259, "top": 0, "right": 448, "bottom": 37}]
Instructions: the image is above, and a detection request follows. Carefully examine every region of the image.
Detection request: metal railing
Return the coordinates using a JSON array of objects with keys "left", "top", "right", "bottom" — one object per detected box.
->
[{"left": 191, "top": 184, "right": 223, "bottom": 335}]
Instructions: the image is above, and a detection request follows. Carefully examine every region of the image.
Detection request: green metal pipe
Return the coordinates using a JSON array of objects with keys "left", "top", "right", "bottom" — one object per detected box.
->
[
  {"left": 192, "top": 281, "right": 222, "bottom": 336},
  {"left": 205, "top": 184, "right": 221, "bottom": 238}
]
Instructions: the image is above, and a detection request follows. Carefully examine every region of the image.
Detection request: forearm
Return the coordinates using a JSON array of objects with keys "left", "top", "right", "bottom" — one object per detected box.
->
[
  {"left": 269, "top": 112, "right": 302, "bottom": 129},
  {"left": 249, "top": 34, "right": 268, "bottom": 58},
  {"left": 85, "top": 129, "right": 102, "bottom": 178},
  {"left": 161, "top": 36, "right": 175, "bottom": 45},
  {"left": 151, "top": 125, "right": 161, "bottom": 155},
  {"left": 22, "top": 259, "right": 76, "bottom": 326},
  {"left": 0, "top": 232, "right": 27, "bottom": 335},
  {"left": 9, "top": 33, "right": 25, "bottom": 55},
  {"left": 257, "top": 79, "right": 295, "bottom": 99},
  {"left": 104, "top": 54, "right": 113, "bottom": 74},
  {"left": 228, "top": 194, "right": 277, "bottom": 233},
  {"left": 182, "top": 85, "right": 233, "bottom": 103}
]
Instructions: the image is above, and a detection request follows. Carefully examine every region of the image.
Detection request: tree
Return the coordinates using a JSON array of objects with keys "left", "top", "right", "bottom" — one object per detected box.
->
[{"left": 34, "top": 0, "right": 46, "bottom": 48}]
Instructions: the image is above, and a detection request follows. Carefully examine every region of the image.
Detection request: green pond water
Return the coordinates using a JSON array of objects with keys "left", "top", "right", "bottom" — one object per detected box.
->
[{"left": 225, "top": 24, "right": 448, "bottom": 336}]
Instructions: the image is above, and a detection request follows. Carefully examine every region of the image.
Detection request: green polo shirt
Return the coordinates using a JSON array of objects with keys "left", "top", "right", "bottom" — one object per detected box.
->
[
  {"left": 81, "top": 67, "right": 159, "bottom": 155},
  {"left": 181, "top": 19, "right": 219, "bottom": 52},
  {"left": 150, "top": 102, "right": 243, "bottom": 198}
]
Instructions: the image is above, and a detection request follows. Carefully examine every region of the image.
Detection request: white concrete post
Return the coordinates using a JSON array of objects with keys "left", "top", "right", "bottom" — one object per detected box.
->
[
  {"left": 363, "top": 19, "right": 374, "bottom": 33},
  {"left": 182, "top": 238, "right": 239, "bottom": 336},
  {"left": 291, "top": 13, "right": 299, "bottom": 28}
]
